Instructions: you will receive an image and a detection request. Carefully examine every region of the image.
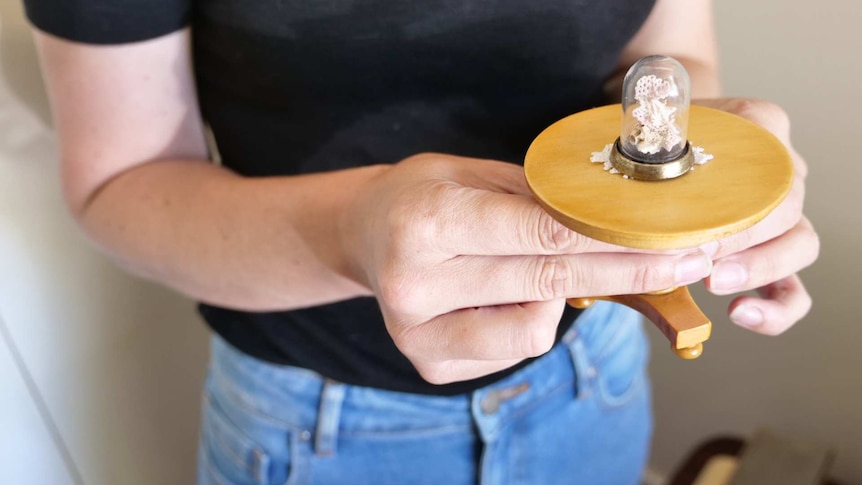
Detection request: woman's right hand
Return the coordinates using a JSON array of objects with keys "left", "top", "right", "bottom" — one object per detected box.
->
[{"left": 339, "top": 153, "right": 714, "bottom": 384}]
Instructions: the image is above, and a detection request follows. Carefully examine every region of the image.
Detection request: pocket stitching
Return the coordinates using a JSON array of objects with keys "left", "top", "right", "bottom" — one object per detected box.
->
[
  {"left": 204, "top": 392, "right": 274, "bottom": 483},
  {"left": 597, "top": 369, "right": 645, "bottom": 408},
  {"left": 202, "top": 443, "right": 246, "bottom": 485},
  {"left": 589, "top": 311, "right": 648, "bottom": 408}
]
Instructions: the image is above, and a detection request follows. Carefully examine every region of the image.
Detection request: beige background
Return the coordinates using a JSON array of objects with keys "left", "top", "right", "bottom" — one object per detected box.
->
[
  {"left": 0, "top": 0, "right": 860, "bottom": 484},
  {"left": 648, "top": 1, "right": 862, "bottom": 484}
]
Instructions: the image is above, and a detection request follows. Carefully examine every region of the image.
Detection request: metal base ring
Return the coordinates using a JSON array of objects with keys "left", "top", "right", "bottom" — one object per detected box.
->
[{"left": 610, "top": 139, "right": 695, "bottom": 181}]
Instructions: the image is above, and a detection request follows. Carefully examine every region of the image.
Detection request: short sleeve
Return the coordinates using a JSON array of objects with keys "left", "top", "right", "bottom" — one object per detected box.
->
[{"left": 23, "top": 0, "right": 191, "bottom": 44}]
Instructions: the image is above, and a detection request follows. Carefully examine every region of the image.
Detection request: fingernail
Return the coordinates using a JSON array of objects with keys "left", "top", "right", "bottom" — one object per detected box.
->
[
  {"left": 675, "top": 252, "right": 712, "bottom": 286},
  {"left": 711, "top": 261, "right": 749, "bottom": 292},
  {"left": 730, "top": 305, "right": 764, "bottom": 328}
]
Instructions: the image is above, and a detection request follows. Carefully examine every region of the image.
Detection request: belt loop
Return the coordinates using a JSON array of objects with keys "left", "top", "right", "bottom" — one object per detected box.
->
[
  {"left": 564, "top": 327, "right": 594, "bottom": 400},
  {"left": 314, "top": 379, "right": 345, "bottom": 457}
]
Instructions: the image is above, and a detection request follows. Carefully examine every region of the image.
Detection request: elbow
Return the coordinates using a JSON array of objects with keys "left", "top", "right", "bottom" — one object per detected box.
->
[{"left": 60, "top": 168, "right": 105, "bottom": 227}]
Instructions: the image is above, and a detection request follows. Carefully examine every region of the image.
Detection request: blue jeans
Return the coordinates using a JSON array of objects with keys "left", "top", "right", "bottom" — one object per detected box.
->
[{"left": 197, "top": 302, "right": 652, "bottom": 485}]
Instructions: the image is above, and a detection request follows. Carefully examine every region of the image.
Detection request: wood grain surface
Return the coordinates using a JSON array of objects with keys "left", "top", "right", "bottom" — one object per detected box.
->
[{"left": 525, "top": 105, "right": 794, "bottom": 249}]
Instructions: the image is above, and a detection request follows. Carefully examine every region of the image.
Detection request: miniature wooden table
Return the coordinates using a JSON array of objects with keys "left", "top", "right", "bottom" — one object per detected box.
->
[{"left": 524, "top": 104, "right": 794, "bottom": 358}]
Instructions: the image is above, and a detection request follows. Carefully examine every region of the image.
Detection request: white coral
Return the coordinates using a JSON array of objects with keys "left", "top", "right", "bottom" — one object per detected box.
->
[
  {"left": 590, "top": 143, "right": 615, "bottom": 173},
  {"left": 628, "top": 75, "right": 682, "bottom": 154},
  {"left": 692, "top": 145, "right": 714, "bottom": 165}
]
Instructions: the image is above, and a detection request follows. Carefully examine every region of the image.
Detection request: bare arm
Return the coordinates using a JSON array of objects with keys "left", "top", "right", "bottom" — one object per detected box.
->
[
  {"left": 609, "top": 0, "right": 721, "bottom": 99},
  {"left": 36, "top": 26, "right": 720, "bottom": 383},
  {"left": 37, "top": 29, "right": 376, "bottom": 311}
]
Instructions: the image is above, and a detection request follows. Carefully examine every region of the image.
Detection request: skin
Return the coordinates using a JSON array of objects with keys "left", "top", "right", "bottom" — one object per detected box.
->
[{"left": 33, "top": 0, "right": 818, "bottom": 384}]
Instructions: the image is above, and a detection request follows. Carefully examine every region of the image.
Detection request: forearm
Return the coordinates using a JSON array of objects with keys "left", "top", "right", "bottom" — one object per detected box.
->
[
  {"left": 79, "top": 158, "right": 381, "bottom": 311},
  {"left": 604, "top": 56, "right": 720, "bottom": 102},
  {"left": 679, "top": 57, "right": 721, "bottom": 99},
  {"left": 610, "top": 0, "right": 720, "bottom": 100}
]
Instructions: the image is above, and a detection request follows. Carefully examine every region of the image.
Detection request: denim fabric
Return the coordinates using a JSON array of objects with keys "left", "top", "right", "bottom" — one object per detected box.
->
[{"left": 197, "top": 302, "right": 652, "bottom": 485}]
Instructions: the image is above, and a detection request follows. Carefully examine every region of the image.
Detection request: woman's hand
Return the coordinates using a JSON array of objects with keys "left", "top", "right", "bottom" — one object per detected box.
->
[
  {"left": 695, "top": 99, "right": 820, "bottom": 336},
  {"left": 340, "top": 153, "right": 714, "bottom": 384}
]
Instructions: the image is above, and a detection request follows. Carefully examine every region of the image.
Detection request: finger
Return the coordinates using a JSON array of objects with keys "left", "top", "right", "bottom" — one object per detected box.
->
[
  {"left": 707, "top": 217, "right": 819, "bottom": 295},
  {"left": 710, "top": 177, "right": 805, "bottom": 259},
  {"left": 693, "top": 98, "right": 808, "bottom": 179},
  {"left": 726, "top": 275, "right": 812, "bottom": 336},
  {"left": 393, "top": 300, "right": 566, "bottom": 364},
  {"left": 788, "top": 146, "right": 808, "bottom": 181},
  {"left": 693, "top": 98, "right": 791, "bottom": 145},
  {"left": 430, "top": 188, "right": 682, "bottom": 257},
  {"left": 411, "top": 152, "right": 532, "bottom": 195},
  {"left": 403, "top": 250, "right": 713, "bottom": 315},
  {"left": 415, "top": 154, "right": 681, "bottom": 257},
  {"left": 415, "top": 358, "right": 526, "bottom": 385},
  {"left": 450, "top": 154, "right": 532, "bottom": 195}
]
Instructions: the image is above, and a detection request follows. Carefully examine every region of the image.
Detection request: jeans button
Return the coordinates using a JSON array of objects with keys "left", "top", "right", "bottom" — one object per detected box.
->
[
  {"left": 481, "top": 382, "right": 530, "bottom": 414},
  {"left": 481, "top": 392, "right": 501, "bottom": 414}
]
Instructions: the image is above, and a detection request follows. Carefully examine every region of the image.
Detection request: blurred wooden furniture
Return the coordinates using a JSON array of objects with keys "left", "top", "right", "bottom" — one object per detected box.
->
[{"left": 668, "top": 430, "right": 837, "bottom": 485}]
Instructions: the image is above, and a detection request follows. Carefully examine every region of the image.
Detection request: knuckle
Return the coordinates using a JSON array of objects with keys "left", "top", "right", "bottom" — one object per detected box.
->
[
  {"left": 388, "top": 326, "right": 411, "bottom": 354},
  {"left": 403, "top": 153, "right": 462, "bottom": 182},
  {"left": 726, "top": 98, "right": 761, "bottom": 117},
  {"left": 389, "top": 324, "right": 425, "bottom": 362},
  {"left": 401, "top": 152, "right": 444, "bottom": 169},
  {"left": 386, "top": 182, "right": 454, "bottom": 252},
  {"left": 415, "top": 362, "right": 453, "bottom": 385},
  {"left": 806, "top": 227, "right": 821, "bottom": 265},
  {"left": 389, "top": 197, "right": 439, "bottom": 249},
  {"left": 631, "top": 262, "right": 670, "bottom": 293},
  {"left": 535, "top": 256, "right": 568, "bottom": 301},
  {"left": 376, "top": 266, "right": 423, "bottom": 315},
  {"left": 732, "top": 98, "right": 791, "bottom": 138},
  {"left": 535, "top": 210, "right": 575, "bottom": 251},
  {"left": 413, "top": 363, "right": 439, "bottom": 383},
  {"left": 398, "top": 340, "right": 425, "bottom": 365},
  {"left": 523, "top": 320, "right": 557, "bottom": 357}
]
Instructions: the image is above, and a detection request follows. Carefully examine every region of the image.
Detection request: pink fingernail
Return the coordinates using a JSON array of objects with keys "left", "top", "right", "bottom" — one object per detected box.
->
[
  {"left": 730, "top": 305, "right": 764, "bottom": 328},
  {"left": 675, "top": 252, "right": 712, "bottom": 286},
  {"left": 711, "top": 261, "right": 748, "bottom": 292}
]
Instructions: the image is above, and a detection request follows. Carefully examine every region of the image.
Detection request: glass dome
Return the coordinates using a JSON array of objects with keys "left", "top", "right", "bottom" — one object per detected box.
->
[{"left": 619, "top": 55, "right": 691, "bottom": 163}]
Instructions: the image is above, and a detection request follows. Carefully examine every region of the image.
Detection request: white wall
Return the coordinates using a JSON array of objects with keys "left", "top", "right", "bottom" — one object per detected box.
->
[
  {"left": 0, "top": 2, "right": 209, "bottom": 484},
  {"left": 649, "top": 1, "right": 862, "bottom": 484}
]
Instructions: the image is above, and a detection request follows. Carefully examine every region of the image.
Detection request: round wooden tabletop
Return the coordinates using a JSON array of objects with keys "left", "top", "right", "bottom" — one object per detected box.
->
[{"left": 524, "top": 105, "right": 794, "bottom": 249}]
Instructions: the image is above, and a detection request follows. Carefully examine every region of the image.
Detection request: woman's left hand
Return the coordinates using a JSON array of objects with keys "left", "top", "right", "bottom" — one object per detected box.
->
[{"left": 694, "top": 98, "right": 820, "bottom": 335}]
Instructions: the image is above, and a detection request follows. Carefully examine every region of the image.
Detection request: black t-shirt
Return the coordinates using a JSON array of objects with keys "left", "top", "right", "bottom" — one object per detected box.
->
[{"left": 25, "top": 0, "right": 656, "bottom": 395}]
